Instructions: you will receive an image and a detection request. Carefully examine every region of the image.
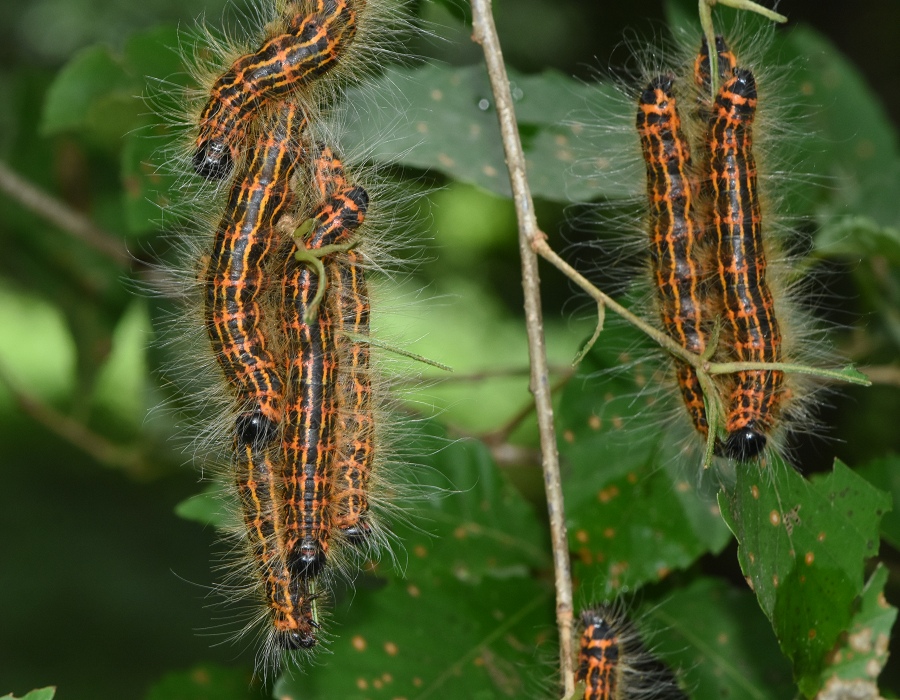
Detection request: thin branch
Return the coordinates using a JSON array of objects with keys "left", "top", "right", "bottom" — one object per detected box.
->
[
  {"left": 470, "top": 1, "right": 575, "bottom": 695},
  {"left": 0, "top": 361, "right": 146, "bottom": 476},
  {"left": 0, "top": 159, "right": 132, "bottom": 268}
]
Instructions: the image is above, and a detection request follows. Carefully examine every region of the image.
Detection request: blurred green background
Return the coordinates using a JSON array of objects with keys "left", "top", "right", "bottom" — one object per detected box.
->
[{"left": 1, "top": 0, "right": 898, "bottom": 698}]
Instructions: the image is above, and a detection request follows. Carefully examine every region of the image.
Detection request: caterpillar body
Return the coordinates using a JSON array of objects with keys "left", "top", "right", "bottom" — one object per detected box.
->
[
  {"left": 194, "top": 0, "right": 360, "bottom": 179},
  {"left": 636, "top": 75, "right": 709, "bottom": 439},
  {"left": 575, "top": 606, "right": 687, "bottom": 700},
  {"left": 234, "top": 436, "right": 319, "bottom": 650},
  {"left": 279, "top": 145, "right": 369, "bottom": 576},
  {"left": 310, "top": 145, "right": 375, "bottom": 540},
  {"left": 203, "top": 101, "right": 306, "bottom": 429},
  {"left": 704, "top": 67, "right": 784, "bottom": 460}
]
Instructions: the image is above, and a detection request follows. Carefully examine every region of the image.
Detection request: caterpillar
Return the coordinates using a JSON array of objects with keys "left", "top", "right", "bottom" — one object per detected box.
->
[
  {"left": 194, "top": 0, "right": 360, "bottom": 179},
  {"left": 704, "top": 66, "right": 784, "bottom": 460},
  {"left": 279, "top": 143, "right": 369, "bottom": 576},
  {"left": 575, "top": 606, "right": 686, "bottom": 700},
  {"left": 203, "top": 101, "right": 306, "bottom": 430},
  {"left": 311, "top": 145, "right": 375, "bottom": 541},
  {"left": 636, "top": 74, "right": 709, "bottom": 439}
]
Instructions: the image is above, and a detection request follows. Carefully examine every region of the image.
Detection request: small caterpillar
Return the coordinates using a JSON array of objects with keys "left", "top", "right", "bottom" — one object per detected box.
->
[
  {"left": 575, "top": 606, "right": 686, "bottom": 700},
  {"left": 279, "top": 145, "right": 369, "bottom": 576},
  {"left": 194, "top": 0, "right": 359, "bottom": 179},
  {"left": 204, "top": 101, "right": 306, "bottom": 430},
  {"left": 636, "top": 74, "right": 709, "bottom": 439},
  {"left": 705, "top": 67, "right": 784, "bottom": 460}
]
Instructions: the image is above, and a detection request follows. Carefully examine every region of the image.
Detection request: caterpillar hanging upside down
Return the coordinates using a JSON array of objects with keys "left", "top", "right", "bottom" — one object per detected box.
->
[
  {"left": 703, "top": 63, "right": 784, "bottom": 461},
  {"left": 193, "top": 0, "right": 362, "bottom": 179},
  {"left": 636, "top": 74, "right": 709, "bottom": 439},
  {"left": 279, "top": 143, "right": 369, "bottom": 577}
]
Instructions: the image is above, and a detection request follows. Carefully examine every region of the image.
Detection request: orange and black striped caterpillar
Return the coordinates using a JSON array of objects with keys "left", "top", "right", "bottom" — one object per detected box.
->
[
  {"left": 194, "top": 0, "right": 360, "bottom": 179},
  {"left": 280, "top": 144, "right": 369, "bottom": 576},
  {"left": 575, "top": 606, "right": 686, "bottom": 700},
  {"left": 636, "top": 75, "right": 709, "bottom": 439},
  {"left": 704, "top": 65, "right": 784, "bottom": 460}
]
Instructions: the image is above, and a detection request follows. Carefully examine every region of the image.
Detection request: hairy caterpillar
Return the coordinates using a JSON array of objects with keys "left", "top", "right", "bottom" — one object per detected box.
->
[
  {"left": 309, "top": 145, "right": 375, "bottom": 540},
  {"left": 234, "top": 436, "right": 320, "bottom": 650},
  {"left": 575, "top": 606, "right": 686, "bottom": 700},
  {"left": 704, "top": 66, "right": 784, "bottom": 460},
  {"left": 636, "top": 74, "right": 709, "bottom": 439},
  {"left": 279, "top": 143, "right": 369, "bottom": 576},
  {"left": 194, "top": 0, "right": 360, "bottom": 179},
  {"left": 204, "top": 101, "right": 306, "bottom": 430}
]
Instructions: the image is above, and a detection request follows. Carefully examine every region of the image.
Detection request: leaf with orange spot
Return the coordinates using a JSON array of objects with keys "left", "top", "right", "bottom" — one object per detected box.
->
[{"left": 719, "top": 458, "right": 891, "bottom": 697}]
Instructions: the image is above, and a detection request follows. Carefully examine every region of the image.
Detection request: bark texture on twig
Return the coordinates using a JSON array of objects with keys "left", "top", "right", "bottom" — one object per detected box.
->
[{"left": 470, "top": 1, "right": 575, "bottom": 694}]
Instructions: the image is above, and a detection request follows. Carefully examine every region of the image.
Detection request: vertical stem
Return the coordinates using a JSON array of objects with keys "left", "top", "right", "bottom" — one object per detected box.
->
[{"left": 470, "top": 1, "right": 574, "bottom": 695}]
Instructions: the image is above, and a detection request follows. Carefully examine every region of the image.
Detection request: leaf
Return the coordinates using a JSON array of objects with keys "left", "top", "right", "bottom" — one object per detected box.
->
[
  {"left": 856, "top": 454, "right": 900, "bottom": 550},
  {"left": 41, "top": 45, "right": 132, "bottom": 135},
  {"left": 395, "top": 426, "right": 550, "bottom": 580},
  {"left": 719, "top": 458, "right": 891, "bottom": 697},
  {"left": 121, "top": 125, "right": 181, "bottom": 235},
  {"left": 275, "top": 574, "right": 552, "bottom": 700},
  {"left": 144, "top": 665, "right": 256, "bottom": 700},
  {"left": 775, "top": 26, "right": 900, "bottom": 228},
  {"left": 815, "top": 216, "right": 900, "bottom": 265},
  {"left": 174, "top": 481, "right": 227, "bottom": 527},
  {"left": 0, "top": 690, "right": 56, "bottom": 700},
  {"left": 558, "top": 323, "right": 732, "bottom": 595},
  {"left": 816, "top": 564, "right": 897, "bottom": 697},
  {"left": 341, "top": 63, "right": 620, "bottom": 201},
  {"left": 648, "top": 578, "right": 794, "bottom": 700}
]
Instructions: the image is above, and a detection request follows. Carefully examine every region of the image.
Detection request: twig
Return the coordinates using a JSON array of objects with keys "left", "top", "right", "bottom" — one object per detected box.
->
[
  {"left": 470, "top": 1, "right": 575, "bottom": 694},
  {"left": 0, "top": 361, "right": 146, "bottom": 476},
  {"left": 0, "top": 159, "right": 132, "bottom": 268}
]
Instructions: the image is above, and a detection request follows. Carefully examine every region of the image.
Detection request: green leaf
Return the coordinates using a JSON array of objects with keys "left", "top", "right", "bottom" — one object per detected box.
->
[
  {"left": 121, "top": 125, "right": 181, "bottom": 235},
  {"left": 174, "top": 481, "right": 229, "bottom": 527},
  {"left": 558, "top": 323, "right": 732, "bottom": 595},
  {"left": 395, "top": 427, "right": 550, "bottom": 580},
  {"left": 856, "top": 454, "right": 900, "bottom": 549},
  {"left": 275, "top": 574, "right": 552, "bottom": 700},
  {"left": 816, "top": 564, "right": 897, "bottom": 696},
  {"left": 41, "top": 45, "right": 132, "bottom": 135},
  {"left": 776, "top": 26, "right": 900, "bottom": 228},
  {"left": 145, "top": 665, "right": 255, "bottom": 700},
  {"left": 0, "top": 690, "right": 56, "bottom": 700},
  {"left": 719, "top": 458, "right": 891, "bottom": 696},
  {"left": 341, "top": 64, "right": 621, "bottom": 201},
  {"left": 815, "top": 216, "right": 900, "bottom": 266},
  {"left": 648, "top": 578, "right": 794, "bottom": 700}
]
